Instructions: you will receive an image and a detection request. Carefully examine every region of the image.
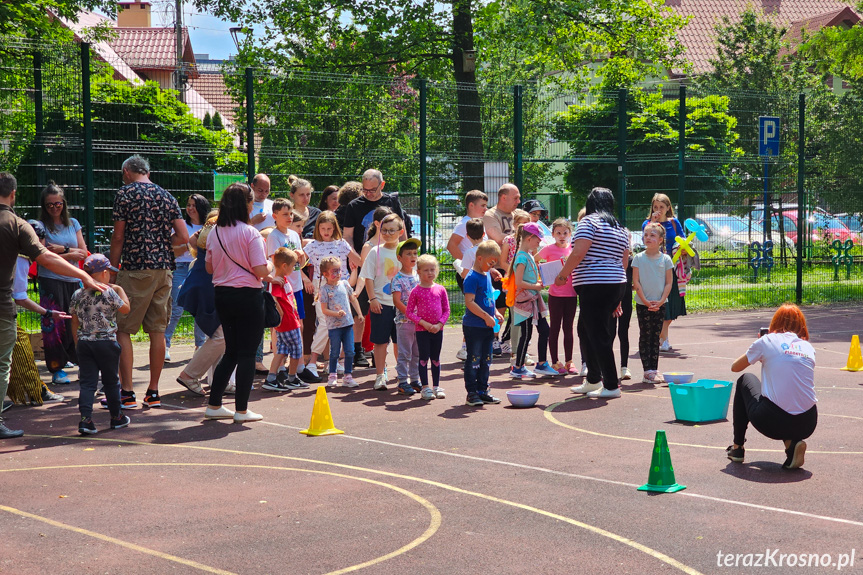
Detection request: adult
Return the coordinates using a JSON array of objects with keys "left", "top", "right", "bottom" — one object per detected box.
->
[
  {"left": 37, "top": 182, "right": 88, "bottom": 384},
  {"left": 483, "top": 183, "right": 520, "bottom": 355},
  {"left": 165, "top": 193, "right": 210, "bottom": 360},
  {"left": 642, "top": 193, "right": 685, "bottom": 352},
  {"left": 1, "top": 172, "right": 105, "bottom": 438},
  {"left": 204, "top": 183, "right": 271, "bottom": 423},
  {"left": 727, "top": 304, "right": 817, "bottom": 469},
  {"left": 342, "top": 169, "right": 411, "bottom": 253},
  {"left": 110, "top": 155, "right": 189, "bottom": 410},
  {"left": 555, "top": 187, "right": 630, "bottom": 399},
  {"left": 318, "top": 185, "right": 340, "bottom": 213},
  {"left": 289, "top": 175, "right": 321, "bottom": 239},
  {"left": 249, "top": 173, "right": 274, "bottom": 231}
]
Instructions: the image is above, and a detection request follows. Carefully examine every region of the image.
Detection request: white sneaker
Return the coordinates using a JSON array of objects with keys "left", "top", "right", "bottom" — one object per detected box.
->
[
  {"left": 421, "top": 387, "right": 435, "bottom": 400},
  {"left": 164, "top": 348, "right": 171, "bottom": 362},
  {"left": 621, "top": 366, "right": 632, "bottom": 380},
  {"left": 456, "top": 346, "right": 468, "bottom": 361},
  {"left": 374, "top": 374, "right": 388, "bottom": 390},
  {"left": 204, "top": 406, "right": 235, "bottom": 420},
  {"left": 307, "top": 364, "right": 320, "bottom": 378},
  {"left": 579, "top": 364, "right": 589, "bottom": 377},
  {"left": 342, "top": 374, "right": 358, "bottom": 388},
  {"left": 570, "top": 381, "right": 602, "bottom": 394},
  {"left": 660, "top": 339, "right": 671, "bottom": 352},
  {"left": 586, "top": 387, "right": 622, "bottom": 399},
  {"left": 327, "top": 374, "right": 338, "bottom": 387},
  {"left": 501, "top": 341, "right": 512, "bottom": 355},
  {"left": 525, "top": 353, "right": 535, "bottom": 366},
  {"left": 434, "top": 387, "right": 446, "bottom": 399},
  {"left": 234, "top": 409, "right": 263, "bottom": 422}
]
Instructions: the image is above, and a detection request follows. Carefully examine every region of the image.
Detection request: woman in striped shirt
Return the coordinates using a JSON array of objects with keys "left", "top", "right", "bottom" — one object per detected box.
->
[{"left": 555, "top": 187, "right": 630, "bottom": 399}]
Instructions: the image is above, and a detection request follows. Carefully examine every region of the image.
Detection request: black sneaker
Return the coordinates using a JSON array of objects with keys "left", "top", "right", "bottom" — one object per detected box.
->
[
  {"left": 492, "top": 339, "right": 503, "bottom": 357},
  {"left": 353, "top": 353, "right": 371, "bottom": 368},
  {"left": 142, "top": 391, "right": 161, "bottom": 408},
  {"left": 120, "top": 391, "right": 138, "bottom": 410},
  {"left": 276, "top": 371, "right": 290, "bottom": 384},
  {"left": 110, "top": 414, "right": 130, "bottom": 429},
  {"left": 465, "top": 393, "right": 484, "bottom": 406},
  {"left": 478, "top": 392, "right": 501, "bottom": 404},
  {"left": 0, "top": 421, "right": 24, "bottom": 439},
  {"left": 783, "top": 440, "right": 806, "bottom": 469},
  {"left": 78, "top": 417, "right": 97, "bottom": 435},
  {"left": 283, "top": 377, "right": 304, "bottom": 390},
  {"left": 726, "top": 444, "right": 745, "bottom": 463},
  {"left": 262, "top": 377, "right": 290, "bottom": 392},
  {"left": 42, "top": 387, "right": 65, "bottom": 403},
  {"left": 298, "top": 367, "right": 322, "bottom": 384}
]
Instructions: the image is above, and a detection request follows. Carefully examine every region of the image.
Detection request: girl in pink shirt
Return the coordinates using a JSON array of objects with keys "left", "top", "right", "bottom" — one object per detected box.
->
[
  {"left": 536, "top": 218, "right": 577, "bottom": 374},
  {"left": 406, "top": 254, "right": 451, "bottom": 397}
]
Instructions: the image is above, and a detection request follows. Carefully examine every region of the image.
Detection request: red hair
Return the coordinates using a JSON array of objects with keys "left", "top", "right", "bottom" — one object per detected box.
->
[{"left": 769, "top": 304, "right": 809, "bottom": 340}]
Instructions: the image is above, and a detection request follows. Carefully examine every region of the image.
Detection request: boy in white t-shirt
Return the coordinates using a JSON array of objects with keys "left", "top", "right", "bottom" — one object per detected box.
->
[{"left": 446, "top": 190, "right": 488, "bottom": 260}]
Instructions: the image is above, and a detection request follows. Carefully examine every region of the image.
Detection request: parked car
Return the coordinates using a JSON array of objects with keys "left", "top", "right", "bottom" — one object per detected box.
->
[
  {"left": 693, "top": 213, "right": 793, "bottom": 252},
  {"left": 768, "top": 210, "right": 859, "bottom": 245},
  {"left": 834, "top": 213, "right": 863, "bottom": 235}
]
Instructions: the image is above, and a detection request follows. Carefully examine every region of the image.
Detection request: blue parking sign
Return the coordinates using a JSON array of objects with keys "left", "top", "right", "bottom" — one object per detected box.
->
[{"left": 759, "top": 116, "right": 780, "bottom": 156}]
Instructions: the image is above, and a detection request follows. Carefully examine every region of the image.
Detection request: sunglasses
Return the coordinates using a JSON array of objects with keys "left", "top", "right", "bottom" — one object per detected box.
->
[{"left": 45, "top": 202, "right": 64, "bottom": 209}]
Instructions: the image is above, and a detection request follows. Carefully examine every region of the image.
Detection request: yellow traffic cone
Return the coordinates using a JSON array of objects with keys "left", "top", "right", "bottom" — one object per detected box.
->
[
  {"left": 300, "top": 387, "right": 344, "bottom": 436},
  {"left": 841, "top": 335, "right": 863, "bottom": 372},
  {"left": 637, "top": 430, "right": 686, "bottom": 493}
]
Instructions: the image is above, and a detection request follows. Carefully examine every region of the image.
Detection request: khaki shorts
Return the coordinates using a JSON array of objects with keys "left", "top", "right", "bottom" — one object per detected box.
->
[{"left": 116, "top": 269, "right": 173, "bottom": 334}]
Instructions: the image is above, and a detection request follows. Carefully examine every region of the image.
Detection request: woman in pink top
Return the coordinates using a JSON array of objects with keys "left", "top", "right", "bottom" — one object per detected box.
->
[
  {"left": 204, "top": 183, "right": 272, "bottom": 423},
  {"left": 405, "top": 254, "right": 450, "bottom": 396},
  {"left": 536, "top": 218, "right": 577, "bottom": 374}
]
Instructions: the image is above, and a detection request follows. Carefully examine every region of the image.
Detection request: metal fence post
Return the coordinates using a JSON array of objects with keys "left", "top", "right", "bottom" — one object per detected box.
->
[
  {"left": 81, "top": 42, "right": 95, "bottom": 249},
  {"left": 419, "top": 79, "right": 427, "bottom": 254},
  {"left": 677, "top": 85, "right": 686, "bottom": 221},
  {"left": 33, "top": 51, "right": 45, "bottom": 190},
  {"left": 796, "top": 94, "right": 805, "bottom": 305},
  {"left": 513, "top": 85, "right": 523, "bottom": 192},
  {"left": 245, "top": 67, "right": 255, "bottom": 182},
  {"left": 617, "top": 88, "right": 627, "bottom": 224}
]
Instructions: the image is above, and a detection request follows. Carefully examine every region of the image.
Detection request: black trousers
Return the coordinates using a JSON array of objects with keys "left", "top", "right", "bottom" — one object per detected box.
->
[
  {"left": 732, "top": 373, "right": 818, "bottom": 446},
  {"left": 636, "top": 304, "right": 665, "bottom": 372},
  {"left": 77, "top": 340, "right": 121, "bottom": 418},
  {"left": 211, "top": 286, "right": 264, "bottom": 412},
  {"left": 617, "top": 286, "right": 633, "bottom": 367},
  {"left": 577, "top": 282, "right": 627, "bottom": 390}
]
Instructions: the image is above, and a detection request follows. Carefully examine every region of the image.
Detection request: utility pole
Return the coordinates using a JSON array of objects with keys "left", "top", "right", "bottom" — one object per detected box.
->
[{"left": 175, "top": 0, "right": 185, "bottom": 102}]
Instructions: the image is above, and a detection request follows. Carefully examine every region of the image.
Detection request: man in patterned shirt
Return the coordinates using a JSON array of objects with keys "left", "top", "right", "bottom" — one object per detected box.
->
[{"left": 109, "top": 155, "right": 189, "bottom": 409}]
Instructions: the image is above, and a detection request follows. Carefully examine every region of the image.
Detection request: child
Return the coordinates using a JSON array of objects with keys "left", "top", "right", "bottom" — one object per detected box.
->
[
  {"left": 462, "top": 240, "right": 504, "bottom": 406},
  {"left": 632, "top": 222, "right": 674, "bottom": 384},
  {"left": 499, "top": 209, "right": 530, "bottom": 357},
  {"left": 508, "top": 222, "right": 556, "bottom": 378},
  {"left": 406, "top": 254, "right": 450, "bottom": 400},
  {"left": 69, "top": 254, "right": 131, "bottom": 435},
  {"left": 359, "top": 213, "right": 403, "bottom": 390},
  {"left": 536, "top": 218, "right": 577, "bottom": 375},
  {"left": 319, "top": 256, "right": 362, "bottom": 387},
  {"left": 303, "top": 211, "right": 362, "bottom": 375},
  {"left": 353, "top": 206, "right": 394, "bottom": 369},
  {"left": 455, "top": 218, "right": 485, "bottom": 361},
  {"left": 264, "top": 248, "right": 305, "bottom": 391},
  {"left": 447, "top": 189, "right": 488, "bottom": 261},
  {"left": 391, "top": 238, "right": 421, "bottom": 396},
  {"left": 289, "top": 211, "right": 307, "bottom": 244}
]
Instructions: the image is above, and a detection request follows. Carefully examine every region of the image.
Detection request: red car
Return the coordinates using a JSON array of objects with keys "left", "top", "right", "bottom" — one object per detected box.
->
[{"left": 770, "top": 211, "right": 860, "bottom": 245}]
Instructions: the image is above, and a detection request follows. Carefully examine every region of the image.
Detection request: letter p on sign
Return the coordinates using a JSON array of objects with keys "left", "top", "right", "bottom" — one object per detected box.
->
[{"left": 759, "top": 116, "right": 780, "bottom": 156}]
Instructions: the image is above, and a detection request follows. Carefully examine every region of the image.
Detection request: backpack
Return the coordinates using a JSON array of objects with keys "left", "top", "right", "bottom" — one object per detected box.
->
[{"left": 502, "top": 272, "right": 517, "bottom": 307}]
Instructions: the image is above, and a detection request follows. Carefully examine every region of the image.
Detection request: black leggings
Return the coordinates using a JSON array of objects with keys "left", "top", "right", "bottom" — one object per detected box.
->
[
  {"left": 211, "top": 286, "right": 264, "bottom": 412},
  {"left": 635, "top": 304, "right": 665, "bottom": 372},
  {"left": 577, "top": 282, "right": 627, "bottom": 390},
  {"left": 732, "top": 373, "right": 817, "bottom": 446},
  {"left": 416, "top": 330, "right": 443, "bottom": 388},
  {"left": 548, "top": 295, "right": 577, "bottom": 364},
  {"left": 514, "top": 317, "right": 549, "bottom": 368},
  {"left": 617, "top": 286, "right": 633, "bottom": 367}
]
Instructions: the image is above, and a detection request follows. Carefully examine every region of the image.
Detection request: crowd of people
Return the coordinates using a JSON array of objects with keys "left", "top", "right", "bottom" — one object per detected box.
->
[{"left": 0, "top": 163, "right": 818, "bottom": 468}]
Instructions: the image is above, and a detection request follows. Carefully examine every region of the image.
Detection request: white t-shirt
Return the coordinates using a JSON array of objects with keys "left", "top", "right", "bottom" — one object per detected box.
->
[
  {"left": 266, "top": 227, "right": 304, "bottom": 292},
  {"left": 13, "top": 257, "right": 30, "bottom": 300},
  {"left": 175, "top": 223, "right": 202, "bottom": 264},
  {"left": 460, "top": 244, "right": 479, "bottom": 275},
  {"left": 746, "top": 332, "right": 817, "bottom": 415},
  {"left": 251, "top": 198, "right": 275, "bottom": 231},
  {"left": 631, "top": 251, "right": 673, "bottom": 306},
  {"left": 450, "top": 215, "right": 487, "bottom": 256},
  {"left": 359, "top": 244, "right": 400, "bottom": 306},
  {"left": 304, "top": 239, "right": 353, "bottom": 285}
]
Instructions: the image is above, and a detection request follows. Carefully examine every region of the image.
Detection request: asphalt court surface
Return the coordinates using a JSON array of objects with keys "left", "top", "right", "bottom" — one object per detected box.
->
[{"left": 2, "top": 303, "right": 862, "bottom": 574}]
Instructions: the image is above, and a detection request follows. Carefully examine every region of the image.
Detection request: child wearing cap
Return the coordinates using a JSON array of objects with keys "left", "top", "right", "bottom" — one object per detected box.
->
[
  {"left": 69, "top": 254, "right": 131, "bottom": 435},
  {"left": 505, "top": 222, "right": 555, "bottom": 379},
  {"left": 391, "top": 238, "right": 421, "bottom": 396}
]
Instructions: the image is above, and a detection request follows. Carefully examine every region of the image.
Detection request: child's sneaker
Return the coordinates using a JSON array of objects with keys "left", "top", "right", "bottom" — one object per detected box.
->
[
  {"left": 337, "top": 361, "right": 345, "bottom": 376},
  {"left": 142, "top": 391, "right": 161, "bottom": 408},
  {"left": 421, "top": 387, "right": 436, "bottom": 400},
  {"left": 566, "top": 362, "right": 578, "bottom": 375},
  {"left": 500, "top": 340, "right": 511, "bottom": 355},
  {"left": 110, "top": 414, "right": 131, "bottom": 429},
  {"left": 326, "top": 374, "right": 338, "bottom": 388},
  {"left": 410, "top": 380, "right": 423, "bottom": 392},
  {"left": 373, "top": 374, "right": 388, "bottom": 390},
  {"left": 642, "top": 371, "right": 666, "bottom": 385},
  {"left": 397, "top": 382, "right": 415, "bottom": 395},
  {"left": 726, "top": 444, "right": 745, "bottom": 463},
  {"left": 263, "top": 377, "right": 291, "bottom": 392},
  {"left": 78, "top": 417, "right": 97, "bottom": 435},
  {"left": 283, "top": 376, "right": 304, "bottom": 390},
  {"left": 456, "top": 345, "right": 468, "bottom": 361},
  {"left": 434, "top": 387, "right": 446, "bottom": 399},
  {"left": 492, "top": 339, "right": 503, "bottom": 357},
  {"left": 478, "top": 391, "right": 501, "bottom": 404},
  {"left": 552, "top": 362, "right": 568, "bottom": 375},
  {"left": 341, "top": 373, "right": 358, "bottom": 388},
  {"left": 120, "top": 391, "right": 138, "bottom": 409},
  {"left": 534, "top": 362, "right": 559, "bottom": 377},
  {"left": 465, "top": 393, "right": 484, "bottom": 406},
  {"left": 660, "top": 339, "right": 671, "bottom": 352},
  {"left": 509, "top": 366, "right": 536, "bottom": 379},
  {"left": 621, "top": 366, "right": 632, "bottom": 380}
]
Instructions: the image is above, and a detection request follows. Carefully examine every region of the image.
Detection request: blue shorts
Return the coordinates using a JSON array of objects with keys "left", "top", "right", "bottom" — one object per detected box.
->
[
  {"left": 293, "top": 290, "right": 305, "bottom": 320},
  {"left": 276, "top": 328, "right": 303, "bottom": 358}
]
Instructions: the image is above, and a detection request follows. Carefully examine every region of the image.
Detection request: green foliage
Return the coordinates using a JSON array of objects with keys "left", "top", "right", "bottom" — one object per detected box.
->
[
  {"left": 800, "top": 21, "right": 863, "bottom": 82},
  {"left": 212, "top": 111, "right": 224, "bottom": 131},
  {"left": 203, "top": 111, "right": 212, "bottom": 129},
  {"left": 0, "top": 0, "right": 115, "bottom": 39}
]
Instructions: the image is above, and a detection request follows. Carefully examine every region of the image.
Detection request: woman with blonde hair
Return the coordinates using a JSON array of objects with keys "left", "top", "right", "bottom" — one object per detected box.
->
[
  {"left": 642, "top": 193, "right": 684, "bottom": 351},
  {"left": 727, "top": 304, "right": 817, "bottom": 469}
]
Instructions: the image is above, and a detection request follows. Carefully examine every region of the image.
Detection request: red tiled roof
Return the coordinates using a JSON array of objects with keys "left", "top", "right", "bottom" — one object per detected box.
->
[
  {"left": 784, "top": 6, "right": 860, "bottom": 47},
  {"left": 665, "top": 0, "right": 859, "bottom": 74},
  {"left": 107, "top": 27, "right": 198, "bottom": 76},
  {"left": 188, "top": 72, "right": 237, "bottom": 128}
]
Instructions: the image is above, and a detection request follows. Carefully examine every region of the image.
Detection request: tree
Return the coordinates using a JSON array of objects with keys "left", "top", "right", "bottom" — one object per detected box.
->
[
  {"left": 1, "top": 0, "right": 115, "bottom": 39},
  {"left": 212, "top": 111, "right": 224, "bottom": 131},
  {"left": 202, "top": 111, "right": 212, "bottom": 129}
]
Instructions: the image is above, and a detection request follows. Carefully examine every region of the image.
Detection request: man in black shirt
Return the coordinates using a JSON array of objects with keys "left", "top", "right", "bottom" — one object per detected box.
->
[{"left": 342, "top": 169, "right": 411, "bottom": 253}]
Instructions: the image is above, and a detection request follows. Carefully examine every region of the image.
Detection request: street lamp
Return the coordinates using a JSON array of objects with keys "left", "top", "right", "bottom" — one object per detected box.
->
[{"left": 229, "top": 26, "right": 248, "bottom": 151}]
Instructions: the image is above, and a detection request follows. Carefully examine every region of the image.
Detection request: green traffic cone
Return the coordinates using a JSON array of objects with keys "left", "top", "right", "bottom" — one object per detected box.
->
[{"left": 637, "top": 430, "right": 686, "bottom": 493}]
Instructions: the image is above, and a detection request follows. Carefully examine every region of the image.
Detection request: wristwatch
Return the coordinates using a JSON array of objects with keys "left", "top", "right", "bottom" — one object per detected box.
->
[
  {"left": 42, "top": 310, "right": 52, "bottom": 319},
  {"left": 63, "top": 246, "right": 70, "bottom": 254}
]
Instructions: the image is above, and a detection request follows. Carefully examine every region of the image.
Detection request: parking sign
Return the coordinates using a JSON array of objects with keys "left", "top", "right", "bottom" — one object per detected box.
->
[{"left": 759, "top": 116, "right": 780, "bottom": 156}]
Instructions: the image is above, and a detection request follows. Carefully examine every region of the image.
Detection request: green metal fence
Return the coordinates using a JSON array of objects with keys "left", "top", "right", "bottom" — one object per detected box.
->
[{"left": 3, "top": 36, "right": 862, "bottom": 336}]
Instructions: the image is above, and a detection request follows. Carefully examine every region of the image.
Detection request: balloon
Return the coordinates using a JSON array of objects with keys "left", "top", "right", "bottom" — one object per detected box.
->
[
  {"left": 494, "top": 317, "right": 501, "bottom": 333},
  {"left": 672, "top": 232, "right": 697, "bottom": 264},
  {"left": 492, "top": 289, "right": 501, "bottom": 301},
  {"left": 684, "top": 218, "right": 709, "bottom": 242}
]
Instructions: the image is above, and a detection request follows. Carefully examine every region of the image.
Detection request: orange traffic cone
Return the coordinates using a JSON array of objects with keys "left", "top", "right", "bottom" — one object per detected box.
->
[
  {"left": 841, "top": 335, "right": 863, "bottom": 372},
  {"left": 300, "top": 387, "right": 344, "bottom": 436},
  {"left": 637, "top": 430, "right": 686, "bottom": 493}
]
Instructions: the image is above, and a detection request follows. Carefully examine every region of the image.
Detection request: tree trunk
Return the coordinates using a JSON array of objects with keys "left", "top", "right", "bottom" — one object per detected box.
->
[{"left": 452, "top": 0, "right": 484, "bottom": 192}]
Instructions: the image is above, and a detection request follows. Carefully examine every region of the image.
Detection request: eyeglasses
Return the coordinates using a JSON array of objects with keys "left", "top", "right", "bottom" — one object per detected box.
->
[
  {"left": 45, "top": 202, "right": 64, "bottom": 209},
  {"left": 380, "top": 228, "right": 400, "bottom": 235},
  {"left": 362, "top": 186, "right": 379, "bottom": 194}
]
